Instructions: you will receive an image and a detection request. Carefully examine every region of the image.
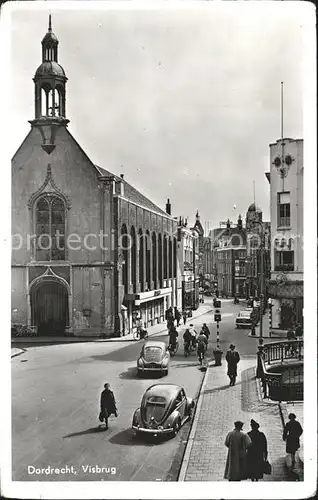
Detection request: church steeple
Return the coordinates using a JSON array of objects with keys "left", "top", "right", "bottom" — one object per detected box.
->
[
  {"left": 32, "top": 16, "right": 68, "bottom": 121},
  {"left": 30, "top": 18, "right": 69, "bottom": 153},
  {"left": 41, "top": 15, "right": 59, "bottom": 63}
]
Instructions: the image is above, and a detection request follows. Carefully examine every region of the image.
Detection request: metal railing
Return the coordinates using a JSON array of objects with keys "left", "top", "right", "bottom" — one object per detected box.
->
[{"left": 257, "top": 340, "right": 303, "bottom": 402}]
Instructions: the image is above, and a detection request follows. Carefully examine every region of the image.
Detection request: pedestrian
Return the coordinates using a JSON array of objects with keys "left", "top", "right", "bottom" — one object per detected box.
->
[
  {"left": 224, "top": 421, "right": 251, "bottom": 481},
  {"left": 225, "top": 344, "right": 240, "bottom": 386},
  {"left": 99, "top": 383, "right": 118, "bottom": 430},
  {"left": 175, "top": 309, "right": 181, "bottom": 327},
  {"left": 197, "top": 330, "right": 208, "bottom": 364},
  {"left": 246, "top": 419, "right": 268, "bottom": 481},
  {"left": 295, "top": 323, "right": 303, "bottom": 337},
  {"left": 182, "top": 310, "right": 187, "bottom": 325},
  {"left": 283, "top": 413, "right": 303, "bottom": 469}
]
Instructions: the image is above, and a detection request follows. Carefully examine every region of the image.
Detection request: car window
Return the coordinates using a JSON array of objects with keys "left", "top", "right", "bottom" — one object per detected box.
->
[
  {"left": 144, "top": 395, "right": 167, "bottom": 421},
  {"left": 143, "top": 346, "right": 163, "bottom": 362},
  {"left": 175, "top": 392, "right": 183, "bottom": 405},
  {"left": 239, "top": 311, "right": 251, "bottom": 317}
]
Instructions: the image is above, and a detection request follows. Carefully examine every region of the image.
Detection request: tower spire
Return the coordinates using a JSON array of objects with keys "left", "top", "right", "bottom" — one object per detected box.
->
[{"left": 48, "top": 14, "right": 52, "bottom": 32}]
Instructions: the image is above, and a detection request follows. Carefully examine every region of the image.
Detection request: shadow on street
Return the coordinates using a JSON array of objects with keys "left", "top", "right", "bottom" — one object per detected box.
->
[
  {"left": 63, "top": 426, "right": 107, "bottom": 439},
  {"left": 109, "top": 428, "right": 169, "bottom": 446},
  {"left": 118, "top": 367, "right": 164, "bottom": 380}
]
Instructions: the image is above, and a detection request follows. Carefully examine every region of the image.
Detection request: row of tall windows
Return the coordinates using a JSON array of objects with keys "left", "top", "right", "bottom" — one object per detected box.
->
[{"left": 121, "top": 225, "right": 177, "bottom": 294}]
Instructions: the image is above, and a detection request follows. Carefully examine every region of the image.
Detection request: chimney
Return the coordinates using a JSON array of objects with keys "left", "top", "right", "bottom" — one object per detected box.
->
[
  {"left": 115, "top": 175, "right": 124, "bottom": 197},
  {"left": 237, "top": 214, "right": 242, "bottom": 229},
  {"left": 166, "top": 198, "right": 171, "bottom": 215}
]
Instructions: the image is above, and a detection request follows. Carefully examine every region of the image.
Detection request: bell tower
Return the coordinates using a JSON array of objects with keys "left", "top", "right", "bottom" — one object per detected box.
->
[{"left": 29, "top": 16, "right": 69, "bottom": 153}]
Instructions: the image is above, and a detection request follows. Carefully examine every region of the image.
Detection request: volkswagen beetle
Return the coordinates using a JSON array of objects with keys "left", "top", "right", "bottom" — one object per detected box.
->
[
  {"left": 132, "top": 384, "right": 195, "bottom": 437},
  {"left": 137, "top": 341, "right": 170, "bottom": 376}
]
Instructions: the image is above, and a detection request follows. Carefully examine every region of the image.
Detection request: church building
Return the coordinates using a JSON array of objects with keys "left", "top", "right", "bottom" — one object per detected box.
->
[{"left": 11, "top": 18, "right": 180, "bottom": 337}]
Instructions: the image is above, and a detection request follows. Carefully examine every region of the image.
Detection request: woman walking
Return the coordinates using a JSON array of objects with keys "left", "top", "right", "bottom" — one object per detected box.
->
[
  {"left": 283, "top": 413, "right": 303, "bottom": 469},
  {"left": 246, "top": 419, "right": 268, "bottom": 481},
  {"left": 99, "top": 383, "right": 118, "bottom": 430}
]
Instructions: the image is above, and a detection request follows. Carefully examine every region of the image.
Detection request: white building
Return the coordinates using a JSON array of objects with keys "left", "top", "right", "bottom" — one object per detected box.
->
[{"left": 266, "top": 138, "right": 303, "bottom": 329}]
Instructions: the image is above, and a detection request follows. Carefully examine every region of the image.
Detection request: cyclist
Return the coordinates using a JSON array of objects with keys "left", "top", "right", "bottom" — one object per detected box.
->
[
  {"left": 188, "top": 324, "right": 198, "bottom": 348},
  {"left": 168, "top": 325, "right": 179, "bottom": 352},
  {"left": 201, "top": 323, "right": 210, "bottom": 340},
  {"left": 183, "top": 328, "right": 193, "bottom": 356},
  {"left": 197, "top": 331, "right": 208, "bottom": 365}
]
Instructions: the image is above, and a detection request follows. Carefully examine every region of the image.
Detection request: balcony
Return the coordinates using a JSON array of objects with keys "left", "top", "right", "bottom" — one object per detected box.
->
[
  {"left": 274, "top": 264, "right": 294, "bottom": 272},
  {"left": 257, "top": 340, "right": 303, "bottom": 401},
  {"left": 277, "top": 217, "right": 290, "bottom": 228}
]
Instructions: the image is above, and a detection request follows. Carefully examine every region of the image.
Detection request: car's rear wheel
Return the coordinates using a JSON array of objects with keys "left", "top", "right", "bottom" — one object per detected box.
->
[{"left": 172, "top": 418, "right": 181, "bottom": 437}]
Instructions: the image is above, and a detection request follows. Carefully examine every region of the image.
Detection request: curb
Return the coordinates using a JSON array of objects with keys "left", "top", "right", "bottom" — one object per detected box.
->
[
  {"left": 177, "top": 359, "right": 211, "bottom": 481},
  {"left": 11, "top": 348, "right": 26, "bottom": 358},
  {"left": 11, "top": 307, "right": 213, "bottom": 347}
]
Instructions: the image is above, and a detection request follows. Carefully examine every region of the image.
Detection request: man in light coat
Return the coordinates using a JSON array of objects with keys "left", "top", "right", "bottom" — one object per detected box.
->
[{"left": 224, "top": 421, "right": 251, "bottom": 481}]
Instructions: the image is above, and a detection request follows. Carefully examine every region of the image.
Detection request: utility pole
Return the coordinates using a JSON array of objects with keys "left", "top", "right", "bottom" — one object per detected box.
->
[{"left": 259, "top": 242, "right": 264, "bottom": 341}]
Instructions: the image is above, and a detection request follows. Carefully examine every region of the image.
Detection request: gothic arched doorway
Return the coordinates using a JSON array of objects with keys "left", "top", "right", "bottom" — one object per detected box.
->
[{"left": 31, "top": 280, "right": 69, "bottom": 335}]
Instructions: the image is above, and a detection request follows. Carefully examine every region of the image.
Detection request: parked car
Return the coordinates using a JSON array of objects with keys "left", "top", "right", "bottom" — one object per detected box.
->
[
  {"left": 236, "top": 309, "right": 254, "bottom": 328},
  {"left": 137, "top": 341, "right": 170, "bottom": 377},
  {"left": 132, "top": 384, "right": 195, "bottom": 437}
]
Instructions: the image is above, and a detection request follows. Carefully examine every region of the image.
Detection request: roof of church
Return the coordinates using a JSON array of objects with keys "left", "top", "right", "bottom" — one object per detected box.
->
[{"left": 94, "top": 165, "right": 169, "bottom": 217}]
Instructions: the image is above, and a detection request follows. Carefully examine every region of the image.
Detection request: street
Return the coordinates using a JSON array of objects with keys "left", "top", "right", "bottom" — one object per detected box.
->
[{"left": 12, "top": 299, "right": 261, "bottom": 482}]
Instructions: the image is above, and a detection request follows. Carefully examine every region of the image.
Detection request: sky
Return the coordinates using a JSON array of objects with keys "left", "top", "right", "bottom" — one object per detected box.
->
[{"left": 6, "top": 1, "right": 307, "bottom": 230}]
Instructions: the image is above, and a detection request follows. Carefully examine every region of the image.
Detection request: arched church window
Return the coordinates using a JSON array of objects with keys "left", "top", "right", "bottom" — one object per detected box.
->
[
  {"left": 35, "top": 195, "right": 66, "bottom": 261},
  {"left": 163, "top": 235, "right": 168, "bottom": 279}
]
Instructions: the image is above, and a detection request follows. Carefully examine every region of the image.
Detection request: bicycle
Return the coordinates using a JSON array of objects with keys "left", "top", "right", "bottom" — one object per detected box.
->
[
  {"left": 133, "top": 327, "right": 148, "bottom": 341},
  {"left": 184, "top": 341, "right": 196, "bottom": 357},
  {"left": 12, "top": 324, "right": 34, "bottom": 337},
  {"left": 168, "top": 341, "right": 179, "bottom": 356}
]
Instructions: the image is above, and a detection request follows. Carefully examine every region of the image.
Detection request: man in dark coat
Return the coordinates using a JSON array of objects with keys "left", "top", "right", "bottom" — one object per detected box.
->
[
  {"left": 283, "top": 413, "right": 303, "bottom": 469},
  {"left": 247, "top": 419, "right": 268, "bottom": 481},
  {"left": 226, "top": 344, "right": 240, "bottom": 386},
  {"left": 174, "top": 308, "right": 181, "bottom": 327},
  {"left": 99, "top": 383, "right": 117, "bottom": 430}
]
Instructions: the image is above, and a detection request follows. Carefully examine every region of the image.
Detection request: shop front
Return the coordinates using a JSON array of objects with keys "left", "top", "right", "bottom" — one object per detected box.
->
[
  {"left": 125, "top": 288, "right": 172, "bottom": 332},
  {"left": 268, "top": 279, "right": 303, "bottom": 329}
]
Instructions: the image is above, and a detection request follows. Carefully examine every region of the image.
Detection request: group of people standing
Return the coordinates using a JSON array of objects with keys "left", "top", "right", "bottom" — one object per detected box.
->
[{"left": 224, "top": 412, "right": 303, "bottom": 481}]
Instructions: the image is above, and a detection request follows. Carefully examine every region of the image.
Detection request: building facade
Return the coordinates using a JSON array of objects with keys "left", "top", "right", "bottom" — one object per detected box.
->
[
  {"left": 245, "top": 204, "right": 271, "bottom": 302},
  {"left": 192, "top": 211, "right": 204, "bottom": 287},
  {"left": 177, "top": 217, "right": 197, "bottom": 311},
  {"left": 11, "top": 19, "right": 180, "bottom": 337},
  {"left": 266, "top": 138, "right": 303, "bottom": 329},
  {"left": 215, "top": 217, "right": 247, "bottom": 297}
]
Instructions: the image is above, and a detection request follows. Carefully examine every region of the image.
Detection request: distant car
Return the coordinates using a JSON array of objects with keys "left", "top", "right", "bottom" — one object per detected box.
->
[
  {"left": 132, "top": 384, "right": 195, "bottom": 437},
  {"left": 137, "top": 341, "right": 170, "bottom": 377},
  {"left": 236, "top": 310, "right": 253, "bottom": 328}
]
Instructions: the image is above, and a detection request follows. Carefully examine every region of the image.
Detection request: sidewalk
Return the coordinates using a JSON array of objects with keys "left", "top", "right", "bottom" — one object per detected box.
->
[
  {"left": 11, "top": 303, "right": 213, "bottom": 349},
  {"left": 179, "top": 356, "right": 293, "bottom": 481}
]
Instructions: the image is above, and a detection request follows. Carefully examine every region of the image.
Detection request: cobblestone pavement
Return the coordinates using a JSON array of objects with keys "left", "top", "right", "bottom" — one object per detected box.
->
[{"left": 181, "top": 357, "right": 294, "bottom": 481}]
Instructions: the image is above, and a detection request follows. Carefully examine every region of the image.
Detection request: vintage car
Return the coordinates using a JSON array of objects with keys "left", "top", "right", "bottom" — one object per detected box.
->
[
  {"left": 236, "top": 309, "right": 253, "bottom": 328},
  {"left": 137, "top": 341, "right": 170, "bottom": 377},
  {"left": 132, "top": 384, "right": 195, "bottom": 437}
]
